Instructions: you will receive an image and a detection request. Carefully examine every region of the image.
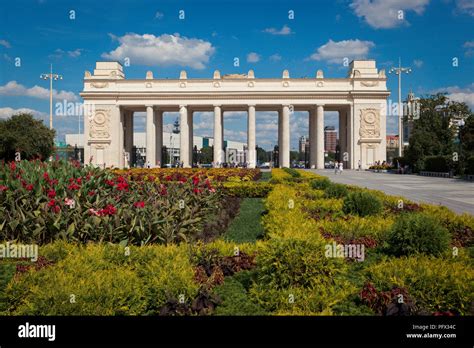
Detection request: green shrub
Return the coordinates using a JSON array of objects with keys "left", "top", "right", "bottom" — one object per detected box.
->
[
  {"left": 324, "top": 183, "right": 348, "bottom": 199},
  {"left": 365, "top": 256, "right": 474, "bottom": 315},
  {"left": 385, "top": 213, "right": 450, "bottom": 256},
  {"left": 310, "top": 177, "right": 331, "bottom": 190},
  {"left": 423, "top": 155, "right": 451, "bottom": 172},
  {"left": 2, "top": 242, "right": 199, "bottom": 315},
  {"left": 222, "top": 182, "right": 273, "bottom": 198},
  {"left": 342, "top": 191, "right": 383, "bottom": 217},
  {"left": 282, "top": 168, "right": 301, "bottom": 178},
  {"left": 213, "top": 277, "right": 266, "bottom": 315}
]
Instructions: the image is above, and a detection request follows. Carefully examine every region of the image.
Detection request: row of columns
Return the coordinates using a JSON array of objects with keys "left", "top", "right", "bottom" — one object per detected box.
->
[{"left": 125, "top": 104, "right": 326, "bottom": 169}]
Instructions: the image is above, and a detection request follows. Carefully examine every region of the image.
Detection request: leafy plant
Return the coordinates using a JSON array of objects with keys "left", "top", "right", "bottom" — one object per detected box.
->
[
  {"left": 342, "top": 191, "right": 383, "bottom": 217},
  {"left": 385, "top": 213, "right": 450, "bottom": 256},
  {"left": 324, "top": 183, "right": 348, "bottom": 199}
]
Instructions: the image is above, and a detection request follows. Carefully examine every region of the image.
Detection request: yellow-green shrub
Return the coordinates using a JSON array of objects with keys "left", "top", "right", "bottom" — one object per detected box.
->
[
  {"left": 3, "top": 242, "right": 199, "bottom": 315},
  {"left": 364, "top": 256, "right": 474, "bottom": 315}
]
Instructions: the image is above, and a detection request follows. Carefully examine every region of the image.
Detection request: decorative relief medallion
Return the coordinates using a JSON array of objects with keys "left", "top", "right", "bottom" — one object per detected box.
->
[
  {"left": 248, "top": 81, "right": 254, "bottom": 87},
  {"left": 213, "top": 81, "right": 221, "bottom": 88},
  {"left": 316, "top": 81, "right": 324, "bottom": 87},
  {"left": 361, "top": 81, "right": 379, "bottom": 87},
  {"left": 146, "top": 82, "right": 152, "bottom": 88},
  {"left": 89, "top": 109, "right": 111, "bottom": 139},
  {"left": 282, "top": 81, "right": 289, "bottom": 87},
  {"left": 359, "top": 108, "right": 380, "bottom": 138},
  {"left": 91, "top": 82, "right": 109, "bottom": 88},
  {"left": 179, "top": 82, "right": 187, "bottom": 88}
]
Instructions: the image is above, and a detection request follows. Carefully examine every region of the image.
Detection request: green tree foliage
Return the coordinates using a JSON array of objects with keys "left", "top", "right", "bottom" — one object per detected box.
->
[
  {"left": 404, "top": 94, "right": 472, "bottom": 172},
  {"left": 0, "top": 113, "right": 55, "bottom": 161}
]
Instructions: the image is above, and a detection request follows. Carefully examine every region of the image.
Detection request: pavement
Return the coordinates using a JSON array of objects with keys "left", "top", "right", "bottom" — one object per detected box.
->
[{"left": 310, "top": 169, "right": 474, "bottom": 215}]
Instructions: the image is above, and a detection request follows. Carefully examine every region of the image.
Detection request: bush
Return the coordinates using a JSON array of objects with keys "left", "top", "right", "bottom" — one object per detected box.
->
[
  {"left": 222, "top": 182, "right": 273, "bottom": 198},
  {"left": 342, "top": 191, "right": 383, "bottom": 217},
  {"left": 466, "top": 156, "right": 474, "bottom": 175},
  {"left": 324, "top": 183, "right": 348, "bottom": 199},
  {"left": 385, "top": 213, "right": 450, "bottom": 256},
  {"left": 213, "top": 277, "right": 266, "bottom": 315},
  {"left": 423, "top": 156, "right": 451, "bottom": 172},
  {"left": 282, "top": 167, "right": 301, "bottom": 178},
  {"left": 365, "top": 256, "right": 474, "bottom": 315},
  {"left": 310, "top": 177, "right": 331, "bottom": 190},
  {"left": 2, "top": 242, "right": 199, "bottom": 315}
]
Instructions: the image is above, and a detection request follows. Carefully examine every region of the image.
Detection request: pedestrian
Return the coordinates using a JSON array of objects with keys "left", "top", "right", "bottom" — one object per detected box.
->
[
  {"left": 146, "top": 161, "right": 151, "bottom": 169},
  {"left": 339, "top": 161, "right": 343, "bottom": 174},
  {"left": 358, "top": 160, "right": 362, "bottom": 171},
  {"left": 334, "top": 161, "right": 339, "bottom": 174}
]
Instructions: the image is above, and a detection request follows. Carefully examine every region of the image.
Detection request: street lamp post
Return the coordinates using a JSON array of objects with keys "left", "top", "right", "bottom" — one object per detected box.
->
[
  {"left": 40, "top": 64, "right": 63, "bottom": 131},
  {"left": 389, "top": 58, "right": 411, "bottom": 157}
]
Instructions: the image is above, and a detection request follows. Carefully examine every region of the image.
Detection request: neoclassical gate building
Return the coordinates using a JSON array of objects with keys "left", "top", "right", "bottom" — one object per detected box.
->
[{"left": 81, "top": 60, "right": 390, "bottom": 169}]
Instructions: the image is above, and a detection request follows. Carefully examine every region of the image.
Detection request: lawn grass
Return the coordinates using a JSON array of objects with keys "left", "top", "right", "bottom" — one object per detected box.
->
[
  {"left": 259, "top": 171, "right": 272, "bottom": 182},
  {"left": 224, "top": 198, "right": 265, "bottom": 243}
]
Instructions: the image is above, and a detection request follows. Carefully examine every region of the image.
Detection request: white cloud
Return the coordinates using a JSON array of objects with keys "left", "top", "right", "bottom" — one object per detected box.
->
[
  {"left": 269, "top": 53, "right": 282, "bottom": 61},
  {"left": 155, "top": 11, "right": 164, "bottom": 19},
  {"left": 0, "top": 81, "right": 78, "bottom": 102},
  {"left": 101, "top": 33, "right": 215, "bottom": 69},
  {"left": 309, "top": 39, "right": 375, "bottom": 64},
  {"left": 431, "top": 83, "right": 474, "bottom": 110},
  {"left": 413, "top": 59, "right": 423, "bottom": 68},
  {"left": 247, "top": 52, "right": 260, "bottom": 63},
  {"left": 0, "top": 39, "right": 11, "bottom": 48},
  {"left": 68, "top": 49, "right": 82, "bottom": 58},
  {"left": 2, "top": 53, "right": 12, "bottom": 62},
  {"left": 464, "top": 40, "right": 474, "bottom": 56},
  {"left": 350, "top": 0, "right": 430, "bottom": 29},
  {"left": 0, "top": 107, "right": 47, "bottom": 119},
  {"left": 263, "top": 25, "right": 293, "bottom": 35},
  {"left": 455, "top": 0, "right": 474, "bottom": 16}
]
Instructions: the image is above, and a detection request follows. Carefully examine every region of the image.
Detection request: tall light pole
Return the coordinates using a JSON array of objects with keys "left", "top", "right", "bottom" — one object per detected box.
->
[
  {"left": 40, "top": 64, "right": 63, "bottom": 131},
  {"left": 389, "top": 58, "right": 411, "bottom": 157}
]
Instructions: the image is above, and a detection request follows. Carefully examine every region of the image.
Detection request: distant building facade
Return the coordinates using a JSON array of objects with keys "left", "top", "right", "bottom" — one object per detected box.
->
[{"left": 324, "top": 126, "right": 337, "bottom": 153}]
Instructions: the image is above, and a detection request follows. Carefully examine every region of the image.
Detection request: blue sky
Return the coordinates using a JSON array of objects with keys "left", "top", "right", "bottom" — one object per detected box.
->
[{"left": 0, "top": 0, "right": 473, "bottom": 150}]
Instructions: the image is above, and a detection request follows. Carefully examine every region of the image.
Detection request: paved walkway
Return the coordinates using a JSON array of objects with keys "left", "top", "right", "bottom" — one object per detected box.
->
[{"left": 310, "top": 169, "right": 474, "bottom": 215}]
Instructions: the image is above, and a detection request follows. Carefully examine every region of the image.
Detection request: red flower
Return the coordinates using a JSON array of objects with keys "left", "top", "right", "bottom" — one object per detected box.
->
[
  {"left": 9, "top": 162, "right": 16, "bottom": 171},
  {"left": 47, "top": 189, "right": 56, "bottom": 198},
  {"left": 160, "top": 184, "right": 167, "bottom": 196},
  {"left": 52, "top": 205, "right": 61, "bottom": 213},
  {"left": 67, "top": 183, "right": 80, "bottom": 190},
  {"left": 179, "top": 177, "right": 187, "bottom": 183},
  {"left": 116, "top": 176, "right": 126, "bottom": 183},
  {"left": 147, "top": 175, "right": 155, "bottom": 182},
  {"left": 0, "top": 185, "right": 8, "bottom": 192},
  {"left": 25, "top": 184, "right": 34, "bottom": 191},
  {"left": 43, "top": 172, "right": 50, "bottom": 180},
  {"left": 69, "top": 178, "right": 75, "bottom": 184},
  {"left": 117, "top": 182, "right": 129, "bottom": 191},
  {"left": 193, "top": 188, "right": 201, "bottom": 194},
  {"left": 76, "top": 177, "right": 82, "bottom": 184},
  {"left": 48, "top": 199, "right": 56, "bottom": 207},
  {"left": 88, "top": 190, "right": 95, "bottom": 196},
  {"left": 134, "top": 201, "right": 145, "bottom": 208},
  {"left": 50, "top": 179, "right": 58, "bottom": 186},
  {"left": 105, "top": 179, "right": 115, "bottom": 186},
  {"left": 103, "top": 204, "right": 117, "bottom": 215},
  {"left": 165, "top": 175, "right": 172, "bottom": 181}
]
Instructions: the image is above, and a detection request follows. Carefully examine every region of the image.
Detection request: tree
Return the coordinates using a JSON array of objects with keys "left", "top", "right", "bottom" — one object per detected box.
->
[
  {"left": 199, "top": 146, "right": 213, "bottom": 164},
  {"left": 256, "top": 146, "right": 269, "bottom": 163},
  {"left": 404, "top": 94, "right": 472, "bottom": 172},
  {"left": 0, "top": 113, "right": 55, "bottom": 161}
]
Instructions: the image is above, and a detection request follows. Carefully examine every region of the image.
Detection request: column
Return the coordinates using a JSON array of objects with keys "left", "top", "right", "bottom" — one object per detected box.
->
[
  {"left": 278, "top": 109, "right": 282, "bottom": 167},
  {"left": 338, "top": 110, "right": 346, "bottom": 168},
  {"left": 309, "top": 108, "right": 317, "bottom": 169},
  {"left": 188, "top": 111, "right": 193, "bottom": 167},
  {"left": 247, "top": 105, "right": 256, "bottom": 168},
  {"left": 155, "top": 109, "right": 163, "bottom": 167},
  {"left": 124, "top": 110, "right": 134, "bottom": 168},
  {"left": 316, "top": 105, "right": 324, "bottom": 169},
  {"left": 146, "top": 105, "right": 156, "bottom": 167},
  {"left": 213, "top": 105, "right": 223, "bottom": 166},
  {"left": 347, "top": 105, "right": 353, "bottom": 169},
  {"left": 119, "top": 107, "right": 125, "bottom": 168},
  {"left": 281, "top": 105, "right": 290, "bottom": 168},
  {"left": 179, "top": 105, "right": 190, "bottom": 167}
]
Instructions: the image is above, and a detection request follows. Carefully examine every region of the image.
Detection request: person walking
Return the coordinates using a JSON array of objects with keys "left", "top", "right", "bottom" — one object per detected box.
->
[
  {"left": 339, "top": 161, "right": 344, "bottom": 174},
  {"left": 334, "top": 161, "right": 339, "bottom": 174},
  {"left": 358, "top": 160, "right": 362, "bottom": 171}
]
